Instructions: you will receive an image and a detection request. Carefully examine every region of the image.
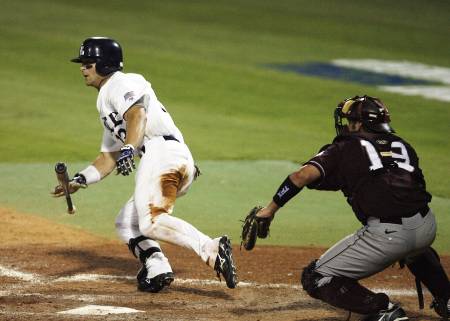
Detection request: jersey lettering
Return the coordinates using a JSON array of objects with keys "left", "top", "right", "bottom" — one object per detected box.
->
[
  {"left": 391, "top": 141, "right": 414, "bottom": 172},
  {"left": 360, "top": 140, "right": 414, "bottom": 172},
  {"left": 102, "top": 112, "right": 126, "bottom": 143},
  {"left": 360, "top": 140, "right": 383, "bottom": 170}
]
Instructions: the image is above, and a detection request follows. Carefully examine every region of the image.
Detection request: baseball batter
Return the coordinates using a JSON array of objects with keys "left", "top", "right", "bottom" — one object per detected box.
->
[
  {"left": 52, "top": 37, "right": 238, "bottom": 292},
  {"left": 243, "top": 96, "right": 449, "bottom": 320}
]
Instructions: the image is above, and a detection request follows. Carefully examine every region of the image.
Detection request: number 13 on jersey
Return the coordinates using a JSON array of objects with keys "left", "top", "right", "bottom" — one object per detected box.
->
[{"left": 360, "top": 140, "right": 414, "bottom": 172}]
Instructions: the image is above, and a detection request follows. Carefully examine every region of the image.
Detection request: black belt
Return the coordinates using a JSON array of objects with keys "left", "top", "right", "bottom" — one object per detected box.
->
[
  {"left": 140, "top": 135, "right": 179, "bottom": 154},
  {"left": 163, "top": 135, "right": 179, "bottom": 142},
  {"left": 379, "top": 206, "right": 429, "bottom": 224}
]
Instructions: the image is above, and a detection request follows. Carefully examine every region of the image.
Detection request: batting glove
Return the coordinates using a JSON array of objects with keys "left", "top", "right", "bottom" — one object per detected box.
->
[
  {"left": 117, "top": 144, "right": 136, "bottom": 176},
  {"left": 51, "top": 174, "right": 87, "bottom": 197}
]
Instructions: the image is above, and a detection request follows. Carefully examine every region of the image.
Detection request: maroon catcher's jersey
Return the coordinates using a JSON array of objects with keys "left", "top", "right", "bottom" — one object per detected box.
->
[{"left": 305, "top": 132, "right": 431, "bottom": 223}]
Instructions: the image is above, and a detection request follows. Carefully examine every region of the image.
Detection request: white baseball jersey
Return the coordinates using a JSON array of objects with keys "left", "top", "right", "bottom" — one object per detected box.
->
[
  {"left": 103, "top": 72, "right": 220, "bottom": 277},
  {"left": 97, "top": 71, "right": 184, "bottom": 152}
]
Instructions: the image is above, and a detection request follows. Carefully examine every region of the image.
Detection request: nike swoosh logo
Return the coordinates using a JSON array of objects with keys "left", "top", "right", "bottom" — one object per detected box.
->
[{"left": 385, "top": 230, "right": 397, "bottom": 234}]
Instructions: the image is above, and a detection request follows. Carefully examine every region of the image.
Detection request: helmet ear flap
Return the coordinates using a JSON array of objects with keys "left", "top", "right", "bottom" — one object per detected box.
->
[{"left": 95, "top": 61, "right": 113, "bottom": 77}]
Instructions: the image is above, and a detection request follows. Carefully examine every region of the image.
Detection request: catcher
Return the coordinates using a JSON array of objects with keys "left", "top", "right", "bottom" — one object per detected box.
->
[{"left": 242, "top": 95, "right": 449, "bottom": 321}]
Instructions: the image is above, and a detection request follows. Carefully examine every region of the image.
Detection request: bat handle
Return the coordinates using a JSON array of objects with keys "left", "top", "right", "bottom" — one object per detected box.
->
[{"left": 65, "top": 191, "right": 75, "bottom": 214}]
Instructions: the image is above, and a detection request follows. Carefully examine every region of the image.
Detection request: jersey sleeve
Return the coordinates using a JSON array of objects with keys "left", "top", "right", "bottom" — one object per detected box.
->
[
  {"left": 100, "top": 127, "right": 123, "bottom": 152},
  {"left": 110, "top": 75, "right": 148, "bottom": 118},
  {"left": 305, "top": 143, "right": 341, "bottom": 190}
]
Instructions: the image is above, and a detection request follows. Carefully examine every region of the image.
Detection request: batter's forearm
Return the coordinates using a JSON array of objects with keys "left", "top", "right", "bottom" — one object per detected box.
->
[
  {"left": 92, "top": 152, "right": 119, "bottom": 178},
  {"left": 124, "top": 105, "right": 146, "bottom": 148}
]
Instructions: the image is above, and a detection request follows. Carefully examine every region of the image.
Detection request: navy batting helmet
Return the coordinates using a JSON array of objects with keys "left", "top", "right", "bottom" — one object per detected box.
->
[
  {"left": 71, "top": 37, "right": 123, "bottom": 76},
  {"left": 334, "top": 95, "right": 395, "bottom": 135}
]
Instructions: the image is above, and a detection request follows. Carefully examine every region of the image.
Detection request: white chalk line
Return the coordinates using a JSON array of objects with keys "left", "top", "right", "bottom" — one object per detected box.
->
[
  {"left": 333, "top": 59, "right": 450, "bottom": 85},
  {"left": 0, "top": 264, "right": 419, "bottom": 297},
  {"left": 380, "top": 85, "right": 450, "bottom": 102},
  {"left": 332, "top": 59, "right": 450, "bottom": 102},
  {"left": 0, "top": 265, "right": 42, "bottom": 283}
]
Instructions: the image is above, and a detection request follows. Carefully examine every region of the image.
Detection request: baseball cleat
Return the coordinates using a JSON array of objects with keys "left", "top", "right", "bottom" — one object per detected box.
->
[
  {"left": 214, "top": 235, "right": 238, "bottom": 289},
  {"left": 138, "top": 272, "right": 174, "bottom": 293},
  {"left": 430, "top": 297, "right": 449, "bottom": 320},
  {"left": 136, "top": 264, "right": 148, "bottom": 283},
  {"left": 361, "top": 303, "right": 409, "bottom": 321}
]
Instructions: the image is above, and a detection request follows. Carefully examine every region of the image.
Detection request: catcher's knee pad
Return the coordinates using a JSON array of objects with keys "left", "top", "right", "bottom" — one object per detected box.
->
[
  {"left": 301, "top": 259, "right": 322, "bottom": 298},
  {"left": 407, "top": 247, "right": 450, "bottom": 301},
  {"left": 301, "top": 259, "right": 389, "bottom": 314}
]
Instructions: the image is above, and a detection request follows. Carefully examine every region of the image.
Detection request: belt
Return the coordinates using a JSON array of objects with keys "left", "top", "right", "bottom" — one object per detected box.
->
[
  {"left": 379, "top": 206, "right": 429, "bottom": 224},
  {"left": 140, "top": 135, "right": 179, "bottom": 154},
  {"left": 162, "top": 135, "right": 179, "bottom": 143}
]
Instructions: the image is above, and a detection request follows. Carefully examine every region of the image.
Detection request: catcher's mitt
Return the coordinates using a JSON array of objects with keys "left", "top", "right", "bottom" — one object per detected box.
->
[{"left": 241, "top": 206, "right": 273, "bottom": 251}]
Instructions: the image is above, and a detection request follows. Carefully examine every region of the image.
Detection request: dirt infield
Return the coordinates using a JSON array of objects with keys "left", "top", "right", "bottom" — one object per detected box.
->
[{"left": 0, "top": 208, "right": 448, "bottom": 321}]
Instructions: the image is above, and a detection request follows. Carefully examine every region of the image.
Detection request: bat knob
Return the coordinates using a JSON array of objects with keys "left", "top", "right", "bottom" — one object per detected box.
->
[
  {"left": 68, "top": 205, "right": 76, "bottom": 215},
  {"left": 55, "top": 162, "right": 67, "bottom": 174}
]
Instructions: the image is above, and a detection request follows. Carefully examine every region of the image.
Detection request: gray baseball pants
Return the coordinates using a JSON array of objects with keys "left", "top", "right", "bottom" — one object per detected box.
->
[{"left": 315, "top": 209, "right": 436, "bottom": 281}]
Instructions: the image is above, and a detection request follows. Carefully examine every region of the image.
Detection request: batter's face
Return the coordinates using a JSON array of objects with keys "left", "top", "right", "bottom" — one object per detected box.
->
[{"left": 79, "top": 62, "right": 106, "bottom": 89}]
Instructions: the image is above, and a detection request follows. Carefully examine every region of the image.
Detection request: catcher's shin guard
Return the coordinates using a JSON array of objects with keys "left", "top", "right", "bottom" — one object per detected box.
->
[
  {"left": 406, "top": 247, "right": 450, "bottom": 317},
  {"left": 430, "top": 297, "right": 449, "bottom": 320},
  {"left": 301, "top": 260, "right": 389, "bottom": 314}
]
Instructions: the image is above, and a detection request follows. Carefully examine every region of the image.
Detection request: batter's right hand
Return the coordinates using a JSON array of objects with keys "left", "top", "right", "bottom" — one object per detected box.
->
[
  {"left": 116, "top": 144, "right": 136, "bottom": 176},
  {"left": 51, "top": 175, "right": 87, "bottom": 197}
]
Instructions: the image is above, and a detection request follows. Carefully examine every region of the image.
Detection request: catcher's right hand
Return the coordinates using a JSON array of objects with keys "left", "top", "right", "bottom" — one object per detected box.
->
[
  {"left": 241, "top": 206, "right": 274, "bottom": 251},
  {"left": 51, "top": 174, "right": 87, "bottom": 197}
]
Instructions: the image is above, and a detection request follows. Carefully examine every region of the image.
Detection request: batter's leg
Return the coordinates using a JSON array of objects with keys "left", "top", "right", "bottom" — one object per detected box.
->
[
  {"left": 135, "top": 139, "right": 238, "bottom": 288},
  {"left": 115, "top": 198, "right": 173, "bottom": 292},
  {"left": 134, "top": 151, "right": 220, "bottom": 267}
]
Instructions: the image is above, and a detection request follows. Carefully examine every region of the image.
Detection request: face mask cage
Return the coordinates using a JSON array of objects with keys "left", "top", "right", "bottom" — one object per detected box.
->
[
  {"left": 334, "top": 98, "right": 361, "bottom": 135},
  {"left": 334, "top": 106, "right": 345, "bottom": 135}
]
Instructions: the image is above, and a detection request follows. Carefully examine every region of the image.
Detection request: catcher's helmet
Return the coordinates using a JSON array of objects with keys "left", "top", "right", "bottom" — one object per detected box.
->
[
  {"left": 334, "top": 95, "right": 394, "bottom": 135},
  {"left": 71, "top": 37, "right": 123, "bottom": 76}
]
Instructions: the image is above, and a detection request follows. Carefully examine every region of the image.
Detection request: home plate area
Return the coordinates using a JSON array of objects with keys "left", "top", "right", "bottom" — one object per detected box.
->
[
  {"left": 1, "top": 209, "right": 447, "bottom": 320},
  {"left": 58, "top": 305, "right": 144, "bottom": 315}
]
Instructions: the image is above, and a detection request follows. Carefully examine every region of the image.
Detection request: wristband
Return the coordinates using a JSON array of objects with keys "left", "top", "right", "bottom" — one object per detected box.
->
[
  {"left": 78, "top": 165, "right": 101, "bottom": 185},
  {"left": 272, "top": 176, "right": 302, "bottom": 207}
]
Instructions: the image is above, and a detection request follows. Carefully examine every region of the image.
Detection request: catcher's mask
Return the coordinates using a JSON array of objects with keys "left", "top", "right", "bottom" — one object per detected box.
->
[
  {"left": 71, "top": 37, "right": 123, "bottom": 76},
  {"left": 334, "top": 95, "right": 394, "bottom": 135}
]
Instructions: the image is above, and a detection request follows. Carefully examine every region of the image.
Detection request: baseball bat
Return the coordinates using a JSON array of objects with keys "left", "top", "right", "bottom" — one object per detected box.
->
[{"left": 55, "top": 162, "right": 76, "bottom": 214}]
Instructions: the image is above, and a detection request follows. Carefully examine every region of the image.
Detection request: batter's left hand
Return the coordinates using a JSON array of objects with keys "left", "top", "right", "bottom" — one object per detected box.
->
[{"left": 116, "top": 144, "right": 136, "bottom": 176}]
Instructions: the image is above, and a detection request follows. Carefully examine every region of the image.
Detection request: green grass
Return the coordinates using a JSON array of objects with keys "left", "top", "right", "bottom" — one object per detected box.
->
[
  {"left": 0, "top": 1, "right": 449, "bottom": 252},
  {"left": 0, "top": 162, "right": 449, "bottom": 253}
]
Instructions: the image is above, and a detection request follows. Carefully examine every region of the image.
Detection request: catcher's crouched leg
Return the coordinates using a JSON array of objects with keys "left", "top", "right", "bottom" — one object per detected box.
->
[
  {"left": 406, "top": 247, "right": 450, "bottom": 319},
  {"left": 301, "top": 260, "right": 389, "bottom": 315}
]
